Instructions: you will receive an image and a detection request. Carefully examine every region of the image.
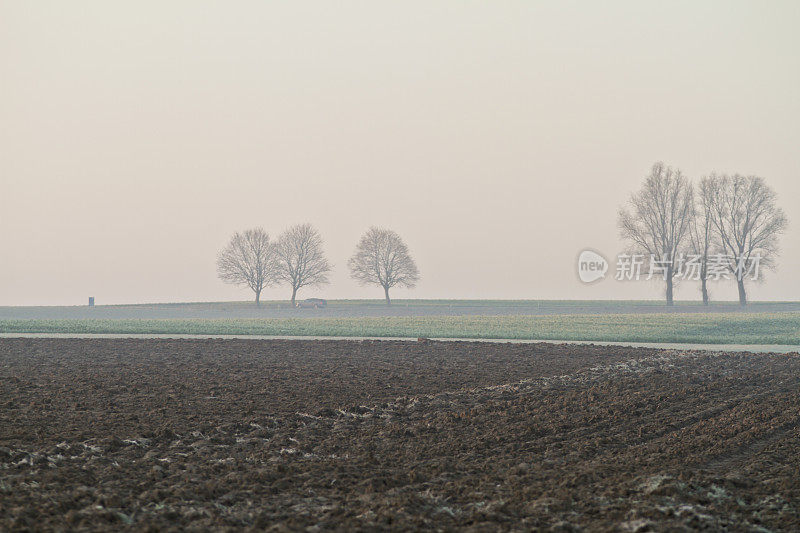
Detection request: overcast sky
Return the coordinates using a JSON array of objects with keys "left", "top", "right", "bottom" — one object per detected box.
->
[{"left": 1, "top": 1, "right": 798, "bottom": 305}]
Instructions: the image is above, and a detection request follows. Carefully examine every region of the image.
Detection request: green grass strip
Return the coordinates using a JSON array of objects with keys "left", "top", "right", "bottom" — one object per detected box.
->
[{"left": 1, "top": 312, "right": 799, "bottom": 345}]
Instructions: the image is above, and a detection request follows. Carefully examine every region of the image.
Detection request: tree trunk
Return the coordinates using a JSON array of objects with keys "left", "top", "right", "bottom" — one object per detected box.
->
[
  {"left": 665, "top": 274, "right": 674, "bottom": 306},
  {"left": 255, "top": 289, "right": 261, "bottom": 307},
  {"left": 700, "top": 259, "right": 709, "bottom": 306},
  {"left": 291, "top": 286, "right": 298, "bottom": 307},
  {"left": 384, "top": 285, "right": 391, "bottom": 306},
  {"left": 737, "top": 278, "right": 747, "bottom": 306}
]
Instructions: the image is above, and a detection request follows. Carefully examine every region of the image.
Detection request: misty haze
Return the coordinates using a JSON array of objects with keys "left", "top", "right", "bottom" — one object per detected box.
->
[{"left": 2, "top": 2, "right": 799, "bottom": 531}]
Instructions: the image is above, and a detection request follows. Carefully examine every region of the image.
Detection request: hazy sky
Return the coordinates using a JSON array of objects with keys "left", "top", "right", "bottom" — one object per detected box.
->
[{"left": 1, "top": 1, "right": 798, "bottom": 305}]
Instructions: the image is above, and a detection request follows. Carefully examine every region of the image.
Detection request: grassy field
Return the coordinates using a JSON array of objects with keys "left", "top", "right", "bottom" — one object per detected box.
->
[
  {"left": 3, "top": 299, "right": 799, "bottom": 322},
  {"left": 1, "top": 312, "right": 799, "bottom": 345}
]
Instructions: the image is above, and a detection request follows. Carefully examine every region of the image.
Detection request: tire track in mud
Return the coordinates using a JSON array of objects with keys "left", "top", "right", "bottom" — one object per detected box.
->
[{"left": 701, "top": 418, "right": 800, "bottom": 473}]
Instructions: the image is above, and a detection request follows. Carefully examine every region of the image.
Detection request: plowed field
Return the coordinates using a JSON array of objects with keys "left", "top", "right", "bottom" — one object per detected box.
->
[{"left": 1, "top": 339, "right": 798, "bottom": 531}]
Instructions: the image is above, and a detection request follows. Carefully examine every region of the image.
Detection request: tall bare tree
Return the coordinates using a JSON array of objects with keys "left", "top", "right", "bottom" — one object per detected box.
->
[
  {"left": 705, "top": 174, "right": 787, "bottom": 306},
  {"left": 348, "top": 227, "right": 420, "bottom": 305},
  {"left": 217, "top": 228, "right": 276, "bottom": 306},
  {"left": 618, "top": 162, "right": 694, "bottom": 306},
  {"left": 689, "top": 177, "right": 716, "bottom": 305},
  {"left": 274, "top": 223, "right": 331, "bottom": 306}
]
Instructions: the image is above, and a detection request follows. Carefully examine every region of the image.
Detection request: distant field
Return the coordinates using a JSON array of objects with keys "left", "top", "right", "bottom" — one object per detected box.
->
[
  {"left": 1, "top": 299, "right": 799, "bottom": 321},
  {"left": 1, "top": 312, "right": 799, "bottom": 345}
]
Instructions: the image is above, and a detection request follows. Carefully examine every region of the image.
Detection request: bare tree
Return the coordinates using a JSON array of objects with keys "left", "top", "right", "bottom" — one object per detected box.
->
[
  {"left": 217, "top": 228, "right": 276, "bottom": 306},
  {"left": 348, "top": 227, "right": 420, "bottom": 305},
  {"left": 618, "top": 162, "right": 694, "bottom": 306},
  {"left": 705, "top": 174, "right": 787, "bottom": 306},
  {"left": 274, "top": 223, "right": 331, "bottom": 306},
  {"left": 688, "top": 177, "right": 716, "bottom": 305}
]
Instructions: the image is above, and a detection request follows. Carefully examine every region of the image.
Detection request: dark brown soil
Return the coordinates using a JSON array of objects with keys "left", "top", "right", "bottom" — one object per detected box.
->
[{"left": 1, "top": 339, "right": 798, "bottom": 531}]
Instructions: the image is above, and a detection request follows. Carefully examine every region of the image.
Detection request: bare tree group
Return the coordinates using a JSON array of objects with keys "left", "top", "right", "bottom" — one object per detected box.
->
[
  {"left": 619, "top": 163, "right": 787, "bottom": 306},
  {"left": 217, "top": 224, "right": 420, "bottom": 306},
  {"left": 217, "top": 224, "right": 331, "bottom": 306}
]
